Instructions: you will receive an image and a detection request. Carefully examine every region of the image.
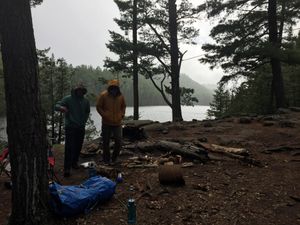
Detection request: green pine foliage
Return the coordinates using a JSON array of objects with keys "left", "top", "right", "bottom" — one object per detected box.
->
[
  {"left": 207, "top": 84, "right": 231, "bottom": 119},
  {"left": 30, "top": 0, "right": 43, "bottom": 7},
  {"left": 200, "top": 0, "right": 300, "bottom": 109},
  {"left": 85, "top": 115, "right": 99, "bottom": 141},
  {"left": 208, "top": 33, "right": 300, "bottom": 119},
  {"left": 200, "top": 0, "right": 300, "bottom": 78},
  {"left": 202, "top": 0, "right": 300, "bottom": 117},
  {"left": 38, "top": 50, "right": 71, "bottom": 143},
  {"left": 37, "top": 50, "right": 99, "bottom": 143},
  {"left": 283, "top": 34, "right": 300, "bottom": 106}
]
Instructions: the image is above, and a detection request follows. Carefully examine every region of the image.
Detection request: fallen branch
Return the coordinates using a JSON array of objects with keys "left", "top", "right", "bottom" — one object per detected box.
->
[
  {"left": 262, "top": 145, "right": 300, "bottom": 154},
  {"left": 290, "top": 195, "right": 300, "bottom": 202},
  {"left": 126, "top": 163, "right": 158, "bottom": 169},
  {"left": 219, "top": 151, "right": 262, "bottom": 167}
]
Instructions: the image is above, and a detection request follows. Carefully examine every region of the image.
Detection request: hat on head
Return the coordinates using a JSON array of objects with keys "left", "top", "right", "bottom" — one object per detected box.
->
[
  {"left": 73, "top": 82, "right": 87, "bottom": 94},
  {"left": 108, "top": 79, "right": 119, "bottom": 87}
]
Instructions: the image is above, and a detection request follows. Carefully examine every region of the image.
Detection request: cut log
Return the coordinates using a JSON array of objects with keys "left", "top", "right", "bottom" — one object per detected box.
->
[{"left": 158, "top": 165, "right": 185, "bottom": 186}]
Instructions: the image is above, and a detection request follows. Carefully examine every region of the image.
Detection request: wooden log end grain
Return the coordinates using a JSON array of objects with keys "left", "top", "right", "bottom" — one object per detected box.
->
[{"left": 158, "top": 165, "right": 185, "bottom": 186}]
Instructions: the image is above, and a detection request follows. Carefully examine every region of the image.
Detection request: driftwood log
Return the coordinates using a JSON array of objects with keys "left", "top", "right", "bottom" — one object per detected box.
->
[
  {"left": 124, "top": 140, "right": 262, "bottom": 166},
  {"left": 197, "top": 143, "right": 249, "bottom": 156},
  {"left": 197, "top": 143, "right": 262, "bottom": 167},
  {"left": 124, "top": 140, "right": 208, "bottom": 162}
]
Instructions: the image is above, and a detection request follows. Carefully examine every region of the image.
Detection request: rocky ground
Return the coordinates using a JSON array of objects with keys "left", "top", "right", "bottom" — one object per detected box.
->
[{"left": 1, "top": 108, "right": 300, "bottom": 225}]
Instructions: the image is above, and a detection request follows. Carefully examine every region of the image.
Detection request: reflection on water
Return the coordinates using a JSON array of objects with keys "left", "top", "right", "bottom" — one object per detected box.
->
[{"left": 0, "top": 105, "right": 209, "bottom": 141}]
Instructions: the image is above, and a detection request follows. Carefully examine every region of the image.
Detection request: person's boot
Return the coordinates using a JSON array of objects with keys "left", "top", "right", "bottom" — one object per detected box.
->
[
  {"left": 72, "top": 163, "right": 80, "bottom": 169},
  {"left": 64, "top": 169, "right": 71, "bottom": 177},
  {"left": 4, "top": 181, "right": 12, "bottom": 189}
]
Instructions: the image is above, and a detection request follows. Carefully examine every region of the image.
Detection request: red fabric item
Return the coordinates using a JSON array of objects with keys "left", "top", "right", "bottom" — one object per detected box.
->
[{"left": 0, "top": 148, "right": 9, "bottom": 161}]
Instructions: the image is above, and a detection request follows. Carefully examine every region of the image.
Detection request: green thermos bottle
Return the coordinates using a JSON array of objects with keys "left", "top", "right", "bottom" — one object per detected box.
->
[{"left": 127, "top": 186, "right": 136, "bottom": 224}]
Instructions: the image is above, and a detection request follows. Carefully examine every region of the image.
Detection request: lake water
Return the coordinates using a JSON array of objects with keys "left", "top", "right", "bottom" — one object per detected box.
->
[{"left": 0, "top": 105, "right": 210, "bottom": 141}]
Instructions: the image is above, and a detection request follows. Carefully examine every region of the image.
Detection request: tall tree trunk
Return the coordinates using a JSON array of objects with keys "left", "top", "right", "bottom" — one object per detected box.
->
[
  {"left": 57, "top": 63, "right": 64, "bottom": 144},
  {"left": 133, "top": 0, "right": 139, "bottom": 120},
  {"left": 268, "top": 0, "right": 286, "bottom": 108},
  {"left": 169, "top": 0, "right": 183, "bottom": 122},
  {"left": 0, "top": 0, "right": 49, "bottom": 224},
  {"left": 50, "top": 70, "right": 55, "bottom": 143},
  {"left": 58, "top": 113, "right": 63, "bottom": 144}
]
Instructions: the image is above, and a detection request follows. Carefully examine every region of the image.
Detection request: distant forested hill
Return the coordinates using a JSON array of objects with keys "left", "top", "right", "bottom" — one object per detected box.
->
[
  {"left": 0, "top": 64, "right": 214, "bottom": 116},
  {"left": 180, "top": 74, "right": 214, "bottom": 106},
  {"left": 71, "top": 65, "right": 214, "bottom": 106},
  {"left": 0, "top": 63, "right": 213, "bottom": 116}
]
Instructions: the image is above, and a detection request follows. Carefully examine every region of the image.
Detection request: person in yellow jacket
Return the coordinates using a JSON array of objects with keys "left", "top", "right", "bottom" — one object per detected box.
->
[{"left": 96, "top": 79, "right": 126, "bottom": 164}]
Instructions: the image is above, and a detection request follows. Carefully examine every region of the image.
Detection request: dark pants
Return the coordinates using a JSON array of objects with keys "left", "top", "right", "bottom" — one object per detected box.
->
[
  {"left": 102, "top": 124, "right": 122, "bottom": 163},
  {"left": 64, "top": 127, "right": 85, "bottom": 171}
]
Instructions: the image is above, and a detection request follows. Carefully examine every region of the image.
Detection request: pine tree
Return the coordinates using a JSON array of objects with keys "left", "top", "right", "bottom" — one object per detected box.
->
[
  {"left": 284, "top": 32, "right": 300, "bottom": 106},
  {"left": 207, "top": 84, "right": 231, "bottom": 119},
  {"left": 105, "top": 0, "right": 201, "bottom": 121},
  {"left": 55, "top": 58, "right": 72, "bottom": 143},
  {"left": 200, "top": 0, "right": 300, "bottom": 110},
  {"left": 38, "top": 51, "right": 75, "bottom": 143}
]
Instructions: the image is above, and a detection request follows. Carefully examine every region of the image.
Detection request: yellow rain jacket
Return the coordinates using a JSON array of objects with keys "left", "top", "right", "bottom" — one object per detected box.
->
[{"left": 96, "top": 81, "right": 126, "bottom": 126}]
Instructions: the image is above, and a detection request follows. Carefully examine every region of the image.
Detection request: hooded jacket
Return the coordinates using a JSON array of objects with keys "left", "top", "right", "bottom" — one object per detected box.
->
[
  {"left": 55, "top": 87, "right": 90, "bottom": 128},
  {"left": 96, "top": 82, "right": 126, "bottom": 126}
]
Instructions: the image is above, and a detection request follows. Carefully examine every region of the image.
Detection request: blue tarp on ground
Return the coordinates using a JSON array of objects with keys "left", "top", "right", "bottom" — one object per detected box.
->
[{"left": 49, "top": 176, "right": 116, "bottom": 217}]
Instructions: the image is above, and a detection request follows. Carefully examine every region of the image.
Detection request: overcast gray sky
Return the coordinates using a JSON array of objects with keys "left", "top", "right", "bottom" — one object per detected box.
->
[{"left": 31, "top": 0, "right": 223, "bottom": 85}]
